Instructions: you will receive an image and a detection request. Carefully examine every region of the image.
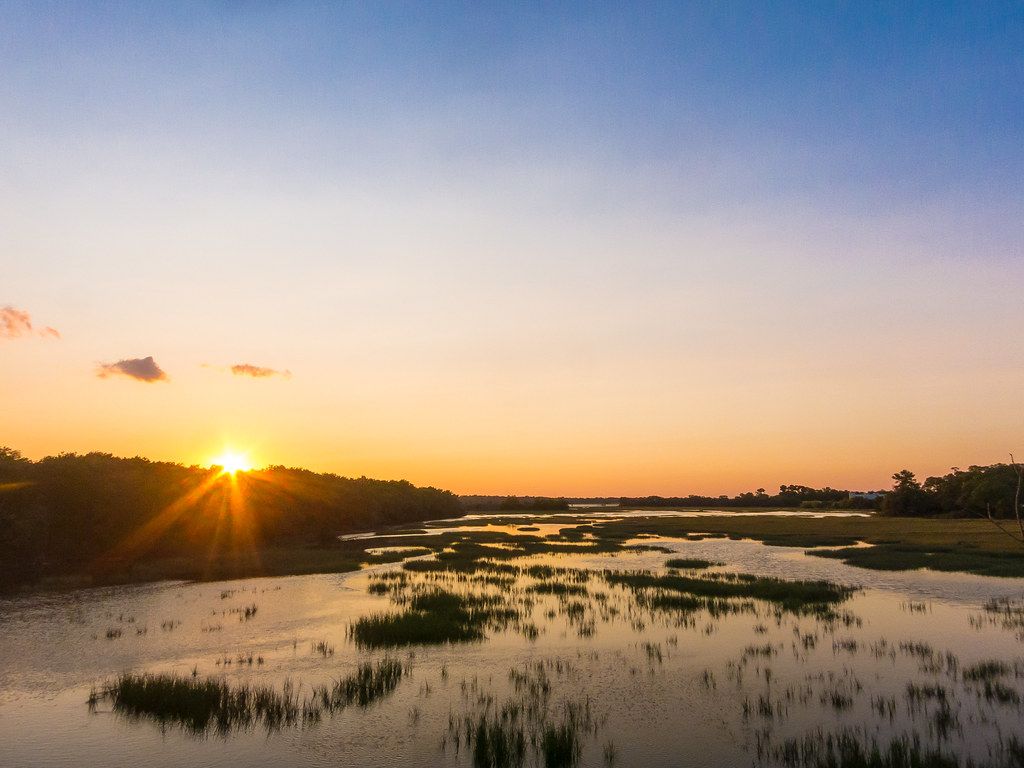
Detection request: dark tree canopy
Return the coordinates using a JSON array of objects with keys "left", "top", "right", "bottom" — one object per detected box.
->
[
  {"left": 0, "top": 448, "right": 461, "bottom": 587},
  {"left": 881, "top": 463, "right": 1021, "bottom": 518}
]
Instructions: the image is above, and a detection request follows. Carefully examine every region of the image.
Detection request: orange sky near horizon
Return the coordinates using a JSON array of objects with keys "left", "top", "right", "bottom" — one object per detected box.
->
[{"left": 2, "top": 326, "right": 1020, "bottom": 497}]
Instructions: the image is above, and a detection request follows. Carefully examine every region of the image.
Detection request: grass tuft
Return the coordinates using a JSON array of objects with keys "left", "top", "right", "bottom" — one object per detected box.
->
[
  {"left": 665, "top": 558, "right": 722, "bottom": 570},
  {"left": 102, "top": 660, "right": 406, "bottom": 734}
]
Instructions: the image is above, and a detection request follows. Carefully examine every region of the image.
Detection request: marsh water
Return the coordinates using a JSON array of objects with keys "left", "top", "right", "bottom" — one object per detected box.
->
[{"left": 2, "top": 513, "right": 1024, "bottom": 767}]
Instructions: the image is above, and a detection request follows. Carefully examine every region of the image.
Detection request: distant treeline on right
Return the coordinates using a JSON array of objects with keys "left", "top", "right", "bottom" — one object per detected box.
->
[
  {"left": 880, "top": 463, "right": 1021, "bottom": 518},
  {"left": 552, "top": 462, "right": 1020, "bottom": 518},
  {"left": 614, "top": 485, "right": 881, "bottom": 511}
]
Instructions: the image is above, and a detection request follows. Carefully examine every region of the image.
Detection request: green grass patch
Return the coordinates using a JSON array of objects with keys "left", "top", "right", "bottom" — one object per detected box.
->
[
  {"left": 809, "top": 544, "right": 1024, "bottom": 578},
  {"left": 351, "top": 588, "right": 520, "bottom": 648}
]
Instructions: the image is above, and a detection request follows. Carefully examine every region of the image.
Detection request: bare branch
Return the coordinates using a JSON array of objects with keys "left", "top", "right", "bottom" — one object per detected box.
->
[
  {"left": 981, "top": 502, "right": 1024, "bottom": 544},
  {"left": 976, "top": 455, "right": 1024, "bottom": 546},
  {"left": 1012, "top": 453, "right": 1023, "bottom": 542}
]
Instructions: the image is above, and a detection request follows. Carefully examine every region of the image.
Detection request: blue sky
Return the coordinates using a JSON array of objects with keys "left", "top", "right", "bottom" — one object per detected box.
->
[{"left": 6, "top": 2, "right": 1022, "bottom": 201}]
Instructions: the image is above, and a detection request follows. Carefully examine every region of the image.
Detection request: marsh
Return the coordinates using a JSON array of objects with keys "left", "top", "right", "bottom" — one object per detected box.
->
[{"left": 3, "top": 511, "right": 1024, "bottom": 767}]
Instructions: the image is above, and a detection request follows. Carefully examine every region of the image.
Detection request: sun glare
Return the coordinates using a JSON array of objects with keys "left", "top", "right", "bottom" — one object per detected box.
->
[{"left": 211, "top": 451, "right": 253, "bottom": 475}]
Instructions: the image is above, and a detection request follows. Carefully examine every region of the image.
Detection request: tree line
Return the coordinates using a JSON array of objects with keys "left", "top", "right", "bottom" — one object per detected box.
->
[
  {"left": 464, "top": 486, "right": 883, "bottom": 512},
  {"left": 462, "top": 496, "right": 572, "bottom": 512},
  {"left": 880, "top": 463, "right": 1022, "bottom": 518},
  {"left": 0, "top": 447, "right": 461, "bottom": 587},
  {"left": 614, "top": 485, "right": 882, "bottom": 510}
]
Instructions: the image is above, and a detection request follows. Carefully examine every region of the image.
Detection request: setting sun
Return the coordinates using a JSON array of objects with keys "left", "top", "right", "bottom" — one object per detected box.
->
[{"left": 210, "top": 451, "right": 253, "bottom": 475}]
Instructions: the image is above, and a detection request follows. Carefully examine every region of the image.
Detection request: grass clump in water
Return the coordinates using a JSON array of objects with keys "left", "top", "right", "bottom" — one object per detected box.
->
[
  {"left": 312, "top": 658, "right": 406, "bottom": 709},
  {"left": 541, "top": 720, "right": 580, "bottom": 767},
  {"left": 809, "top": 544, "right": 1024, "bottom": 579},
  {"left": 350, "top": 588, "right": 519, "bottom": 648},
  {"left": 767, "top": 729, "right": 962, "bottom": 768},
  {"left": 101, "top": 673, "right": 308, "bottom": 733},
  {"left": 351, "top": 609, "right": 484, "bottom": 647},
  {"left": 665, "top": 558, "right": 722, "bottom": 570},
  {"left": 99, "top": 660, "right": 407, "bottom": 734},
  {"left": 602, "top": 569, "right": 853, "bottom": 612},
  {"left": 471, "top": 708, "right": 527, "bottom": 768},
  {"left": 311, "top": 640, "right": 334, "bottom": 657},
  {"left": 449, "top": 665, "right": 597, "bottom": 768},
  {"left": 527, "top": 582, "right": 588, "bottom": 596}
]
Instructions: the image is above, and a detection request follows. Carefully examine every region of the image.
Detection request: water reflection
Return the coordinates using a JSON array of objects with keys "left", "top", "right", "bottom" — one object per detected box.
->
[{"left": 1, "top": 533, "right": 1023, "bottom": 767}]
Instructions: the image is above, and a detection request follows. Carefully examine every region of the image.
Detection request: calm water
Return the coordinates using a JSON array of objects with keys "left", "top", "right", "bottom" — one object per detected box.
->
[{"left": 2, "top": 520, "right": 1024, "bottom": 768}]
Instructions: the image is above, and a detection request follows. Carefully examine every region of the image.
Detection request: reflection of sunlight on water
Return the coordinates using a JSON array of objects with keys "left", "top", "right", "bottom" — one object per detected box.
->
[
  {"left": 2, "top": 534, "right": 1024, "bottom": 767},
  {"left": 445, "top": 509, "right": 873, "bottom": 521},
  {"left": 340, "top": 521, "right": 591, "bottom": 541}
]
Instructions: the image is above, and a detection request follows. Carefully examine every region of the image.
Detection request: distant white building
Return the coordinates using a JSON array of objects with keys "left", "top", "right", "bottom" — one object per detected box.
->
[{"left": 849, "top": 491, "right": 884, "bottom": 500}]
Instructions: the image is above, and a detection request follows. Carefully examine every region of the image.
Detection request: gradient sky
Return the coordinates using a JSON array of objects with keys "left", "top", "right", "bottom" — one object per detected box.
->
[{"left": 2, "top": 2, "right": 1022, "bottom": 495}]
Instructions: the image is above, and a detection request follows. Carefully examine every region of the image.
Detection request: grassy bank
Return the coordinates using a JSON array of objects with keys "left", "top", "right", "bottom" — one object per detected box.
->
[{"left": 591, "top": 513, "right": 1024, "bottom": 577}]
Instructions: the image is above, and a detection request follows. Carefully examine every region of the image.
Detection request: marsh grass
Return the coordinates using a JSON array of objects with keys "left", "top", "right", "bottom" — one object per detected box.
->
[
  {"left": 351, "top": 609, "right": 485, "bottom": 647},
  {"left": 102, "top": 673, "right": 307, "bottom": 733},
  {"left": 585, "top": 515, "right": 1024, "bottom": 578},
  {"left": 471, "top": 708, "right": 527, "bottom": 768},
  {"left": 88, "top": 516, "right": 1024, "bottom": 766},
  {"left": 962, "top": 661, "right": 1009, "bottom": 682},
  {"left": 351, "top": 588, "right": 520, "bottom": 648},
  {"left": 767, "top": 729, "right": 963, "bottom": 768},
  {"left": 602, "top": 570, "right": 854, "bottom": 612},
  {"left": 312, "top": 659, "right": 405, "bottom": 709},
  {"left": 981, "top": 681, "right": 1020, "bottom": 705},
  {"left": 396, "top": 532, "right": 669, "bottom": 577},
  {"left": 311, "top": 640, "right": 334, "bottom": 657},
  {"left": 102, "top": 659, "right": 406, "bottom": 734},
  {"left": 810, "top": 544, "right": 1024, "bottom": 578},
  {"left": 449, "top": 664, "right": 597, "bottom": 768},
  {"left": 665, "top": 558, "right": 722, "bottom": 570},
  {"left": 528, "top": 582, "right": 588, "bottom": 596},
  {"left": 541, "top": 719, "right": 580, "bottom": 767}
]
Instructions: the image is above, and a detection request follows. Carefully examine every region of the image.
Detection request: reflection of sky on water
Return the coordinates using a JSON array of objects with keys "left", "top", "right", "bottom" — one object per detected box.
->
[{"left": 2, "top": 533, "right": 1023, "bottom": 768}]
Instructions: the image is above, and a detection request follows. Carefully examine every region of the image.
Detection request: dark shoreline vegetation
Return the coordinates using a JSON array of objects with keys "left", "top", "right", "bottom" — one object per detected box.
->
[
  {"left": 4, "top": 447, "right": 1024, "bottom": 592},
  {"left": 0, "top": 447, "right": 461, "bottom": 589}
]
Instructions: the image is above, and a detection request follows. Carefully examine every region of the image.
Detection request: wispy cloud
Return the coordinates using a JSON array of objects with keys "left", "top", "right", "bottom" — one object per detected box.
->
[
  {"left": 97, "top": 356, "right": 169, "bottom": 382},
  {"left": 230, "top": 363, "right": 292, "bottom": 379},
  {"left": 1, "top": 306, "right": 60, "bottom": 340}
]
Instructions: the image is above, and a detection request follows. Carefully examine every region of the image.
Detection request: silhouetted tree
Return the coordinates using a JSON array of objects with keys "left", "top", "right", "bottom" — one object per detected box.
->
[{"left": 0, "top": 447, "right": 462, "bottom": 587}]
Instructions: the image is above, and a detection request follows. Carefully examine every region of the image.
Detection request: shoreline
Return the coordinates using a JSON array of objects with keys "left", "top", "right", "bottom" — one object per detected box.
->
[{"left": 7, "top": 509, "right": 1024, "bottom": 596}]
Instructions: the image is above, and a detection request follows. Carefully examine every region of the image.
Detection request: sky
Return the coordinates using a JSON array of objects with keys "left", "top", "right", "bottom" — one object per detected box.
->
[{"left": 2, "top": 2, "right": 1022, "bottom": 496}]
